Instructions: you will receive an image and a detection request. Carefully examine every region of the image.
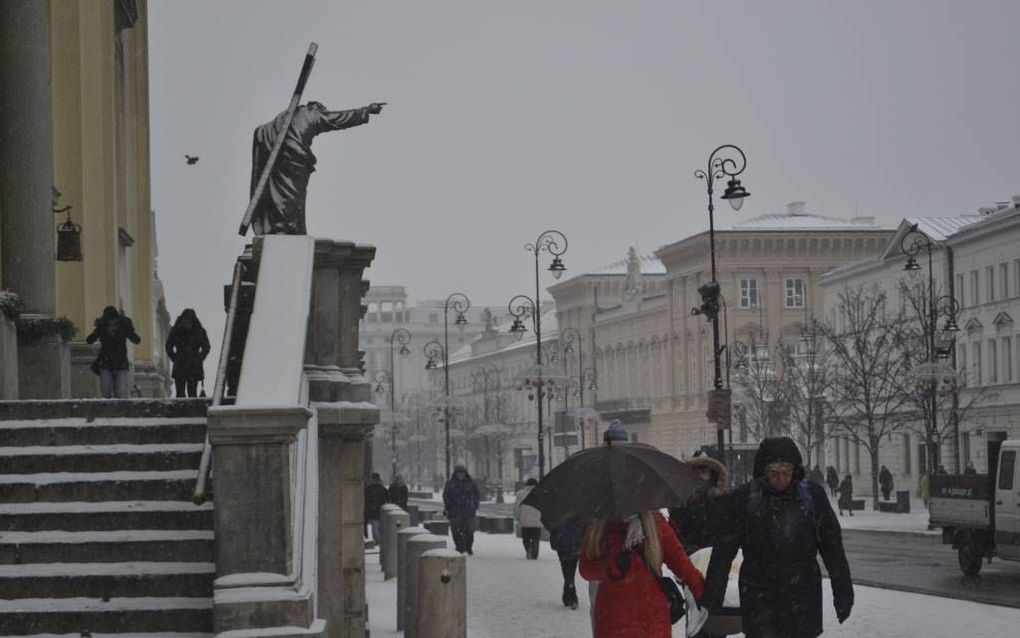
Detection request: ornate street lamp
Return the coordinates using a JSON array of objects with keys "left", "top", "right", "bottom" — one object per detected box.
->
[
  {"left": 424, "top": 292, "right": 471, "bottom": 479},
  {"left": 900, "top": 224, "right": 962, "bottom": 472},
  {"left": 506, "top": 230, "right": 568, "bottom": 479},
  {"left": 694, "top": 145, "right": 750, "bottom": 467}
]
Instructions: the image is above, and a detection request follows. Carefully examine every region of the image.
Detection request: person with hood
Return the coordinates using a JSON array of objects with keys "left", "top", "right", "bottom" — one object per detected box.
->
[
  {"left": 826, "top": 466, "right": 840, "bottom": 498},
  {"left": 879, "top": 465, "right": 894, "bottom": 500},
  {"left": 668, "top": 450, "right": 730, "bottom": 554},
  {"left": 165, "top": 308, "right": 211, "bottom": 398},
  {"left": 364, "top": 472, "right": 388, "bottom": 543},
  {"left": 580, "top": 510, "right": 705, "bottom": 637},
  {"left": 387, "top": 475, "right": 409, "bottom": 510},
  {"left": 545, "top": 516, "right": 583, "bottom": 609},
  {"left": 837, "top": 473, "right": 854, "bottom": 517},
  {"left": 443, "top": 465, "right": 481, "bottom": 554},
  {"left": 86, "top": 306, "right": 141, "bottom": 399},
  {"left": 514, "top": 478, "right": 542, "bottom": 559},
  {"left": 705, "top": 437, "right": 854, "bottom": 637}
]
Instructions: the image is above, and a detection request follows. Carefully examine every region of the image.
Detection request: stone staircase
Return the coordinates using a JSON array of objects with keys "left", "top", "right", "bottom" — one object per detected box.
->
[{"left": 0, "top": 400, "right": 214, "bottom": 636}]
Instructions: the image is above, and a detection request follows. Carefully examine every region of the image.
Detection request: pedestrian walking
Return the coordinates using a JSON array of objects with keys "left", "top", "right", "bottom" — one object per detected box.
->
[
  {"left": 443, "top": 465, "right": 480, "bottom": 555},
  {"left": 705, "top": 437, "right": 854, "bottom": 637},
  {"left": 826, "top": 465, "right": 840, "bottom": 498},
  {"left": 879, "top": 465, "right": 894, "bottom": 501},
  {"left": 838, "top": 473, "right": 854, "bottom": 516},
  {"left": 809, "top": 465, "right": 825, "bottom": 487},
  {"left": 86, "top": 305, "right": 141, "bottom": 399},
  {"left": 164, "top": 308, "right": 210, "bottom": 398},
  {"left": 920, "top": 472, "right": 931, "bottom": 510},
  {"left": 387, "top": 474, "right": 409, "bottom": 510},
  {"left": 364, "top": 472, "right": 388, "bottom": 543},
  {"left": 668, "top": 451, "right": 729, "bottom": 554},
  {"left": 514, "top": 478, "right": 542, "bottom": 559},
  {"left": 545, "top": 517, "right": 582, "bottom": 609},
  {"left": 580, "top": 511, "right": 705, "bottom": 637}
]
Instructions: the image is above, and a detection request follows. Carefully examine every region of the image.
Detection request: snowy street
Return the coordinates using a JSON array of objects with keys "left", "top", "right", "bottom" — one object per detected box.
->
[{"left": 367, "top": 530, "right": 1020, "bottom": 637}]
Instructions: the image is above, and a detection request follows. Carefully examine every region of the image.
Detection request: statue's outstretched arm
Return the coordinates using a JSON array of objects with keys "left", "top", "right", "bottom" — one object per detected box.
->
[{"left": 322, "top": 103, "right": 385, "bottom": 131}]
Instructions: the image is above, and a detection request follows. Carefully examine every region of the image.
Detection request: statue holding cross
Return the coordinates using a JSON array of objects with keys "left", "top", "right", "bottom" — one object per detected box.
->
[{"left": 239, "top": 43, "right": 385, "bottom": 236}]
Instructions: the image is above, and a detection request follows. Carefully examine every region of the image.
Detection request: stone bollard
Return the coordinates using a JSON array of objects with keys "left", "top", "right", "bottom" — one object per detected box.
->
[
  {"left": 396, "top": 525, "right": 429, "bottom": 631},
  {"left": 423, "top": 518, "right": 450, "bottom": 537},
  {"left": 383, "top": 508, "right": 409, "bottom": 580},
  {"left": 404, "top": 534, "right": 447, "bottom": 638},
  {"left": 416, "top": 548, "right": 467, "bottom": 638},
  {"left": 407, "top": 503, "right": 420, "bottom": 526},
  {"left": 378, "top": 503, "right": 400, "bottom": 564}
]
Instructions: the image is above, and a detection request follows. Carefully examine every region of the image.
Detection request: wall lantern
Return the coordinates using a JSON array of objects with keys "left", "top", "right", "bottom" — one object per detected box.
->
[{"left": 54, "top": 204, "right": 82, "bottom": 262}]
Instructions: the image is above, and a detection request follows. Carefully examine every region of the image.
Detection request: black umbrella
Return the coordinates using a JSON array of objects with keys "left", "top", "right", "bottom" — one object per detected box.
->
[{"left": 522, "top": 443, "right": 706, "bottom": 524}]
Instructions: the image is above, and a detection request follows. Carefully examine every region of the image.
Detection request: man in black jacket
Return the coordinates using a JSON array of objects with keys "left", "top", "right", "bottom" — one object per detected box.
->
[
  {"left": 364, "top": 473, "right": 388, "bottom": 543},
  {"left": 705, "top": 437, "right": 854, "bottom": 637}
]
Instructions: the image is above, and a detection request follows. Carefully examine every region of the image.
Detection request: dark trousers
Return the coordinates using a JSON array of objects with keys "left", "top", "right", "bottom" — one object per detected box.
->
[
  {"left": 521, "top": 527, "right": 541, "bottom": 559},
  {"left": 175, "top": 378, "right": 199, "bottom": 398},
  {"left": 452, "top": 525, "right": 474, "bottom": 553},
  {"left": 881, "top": 487, "right": 892, "bottom": 500},
  {"left": 557, "top": 551, "right": 579, "bottom": 606}
]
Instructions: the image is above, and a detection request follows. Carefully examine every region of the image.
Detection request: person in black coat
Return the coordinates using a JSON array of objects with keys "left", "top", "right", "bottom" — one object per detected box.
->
[
  {"left": 705, "top": 437, "right": 854, "bottom": 638},
  {"left": 364, "top": 472, "right": 389, "bottom": 542},
  {"left": 826, "top": 466, "right": 840, "bottom": 498},
  {"left": 165, "top": 308, "right": 211, "bottom": 398},
  {"left": 668, "top": 452, "right": 730, "bottom": 554},
  {"left": 387, "top": 474, "right": 409, "bottom": 510},
  {"left": 544, "top": 517, "right": 583, "bottom": 609},
  {"left": 879, "top": 465, "right": 894, "bottom": 500},
  {"left": 443, "top": 465, "right": 481, "bottom": 555},
  {"left": 86, "top": 306, "right": 141, "bottom": 399},
  {"left": 837, "top": 474, "right": 854, "bottom": 516}
]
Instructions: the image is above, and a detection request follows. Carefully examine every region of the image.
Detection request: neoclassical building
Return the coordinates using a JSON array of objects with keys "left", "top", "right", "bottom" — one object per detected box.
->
[
  {"left": 551, "top": 202, "right": 893, "bottom": 477},
  {"left": 0, "top": 0, "right": 170, "bottom": 398}
]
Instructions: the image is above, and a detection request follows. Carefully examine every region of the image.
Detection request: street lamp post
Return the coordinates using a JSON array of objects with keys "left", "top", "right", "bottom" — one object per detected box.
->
[
  {"left": 373, "top": 328, "right": 410, "bottom": 480},
  {"left": 507, "top": 230, "right": 567, "bottom": 478},
  {"left": 901, "top": 225, "right": 961, "bottom": 473},
  {"left": 424, "top": 292, "right": 471, "bottom": 480},
  {"left": 694, "top": 145, "right": 750, "bottom": 467}
]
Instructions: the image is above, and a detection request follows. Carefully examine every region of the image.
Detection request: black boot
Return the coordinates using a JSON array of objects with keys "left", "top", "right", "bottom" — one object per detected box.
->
[{"left": 562, "top": 583, "right": 578, "bottom": 609}]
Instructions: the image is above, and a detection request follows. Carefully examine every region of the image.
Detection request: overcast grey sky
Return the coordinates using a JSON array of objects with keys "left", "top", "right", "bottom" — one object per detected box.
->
[{"left": 149, "top": 0, "right": 1020, "bottom": 354}]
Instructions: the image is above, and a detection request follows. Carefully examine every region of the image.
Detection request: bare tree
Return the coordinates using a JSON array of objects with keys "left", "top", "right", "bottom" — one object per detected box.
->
[
  {"left": 776, "top": 320, "right": 834, "bottom": 470},
  {"left": 818, "top": 286, "right": 914, "bottom": 509},
  {"left": 732, "top": 336, "right": 790, "bottom": 441}
]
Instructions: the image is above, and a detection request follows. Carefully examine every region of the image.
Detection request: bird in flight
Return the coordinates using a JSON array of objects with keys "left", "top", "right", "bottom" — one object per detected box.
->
[{"left": 185, "top": 155, "right": 199, "bottom": 165}]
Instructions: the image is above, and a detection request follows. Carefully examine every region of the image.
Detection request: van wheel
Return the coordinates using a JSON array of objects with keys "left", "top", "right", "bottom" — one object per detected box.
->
[{"left": 958, "top": 539, "right": 983, "bottom": 576}]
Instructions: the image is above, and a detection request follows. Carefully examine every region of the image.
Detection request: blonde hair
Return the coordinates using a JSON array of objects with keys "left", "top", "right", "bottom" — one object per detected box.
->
[{"left": 582, "top": 512, "right": 662, "bottom": 576}]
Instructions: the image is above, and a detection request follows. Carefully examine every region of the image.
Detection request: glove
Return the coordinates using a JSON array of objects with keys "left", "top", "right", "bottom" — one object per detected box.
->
[
  {"left": 835, "top": 599, "right": 852, "bottom": 624},
  {"left": 614, "top": 551, "right": 631, "bottom": 575}
]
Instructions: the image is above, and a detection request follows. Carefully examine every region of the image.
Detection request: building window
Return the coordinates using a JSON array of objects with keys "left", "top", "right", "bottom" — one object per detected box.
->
[
  {"left": 958, "top": 345, "right": 967, "bottom": 384},
  {"left": 785, "top": 278, "right": 805, "bottom": 308},
  {"left": 956, "top": 274, "right": 965, "bottom": 310},
  {"left": 903, "top": 433, "right": 912, "bottom": 475},
  {"left": 971, "top": 271, "right": 979, "bottom": 306},
  {"left": 740, "top": 278, "right": 759, "bottom": 309},
  {"left": 1003, "top": 337, "right": 1013, "bottom": 383},
  {"left": 987, "top": 266, "right": 996, "bottom": 302},
  {"left": 972, "top": 342, "right": 982, "bottom": 385},
  {"left": 988, "top": 339, "right": 998, "bottom": 384},
  {"left": 1001, "top": 263, "right": 1009, "bottom": 300}
]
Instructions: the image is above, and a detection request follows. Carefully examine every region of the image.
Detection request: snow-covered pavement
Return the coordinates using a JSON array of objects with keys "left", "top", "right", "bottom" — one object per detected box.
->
[{"left": 367, "top": 531, "right": 1020, "bottom": 637}]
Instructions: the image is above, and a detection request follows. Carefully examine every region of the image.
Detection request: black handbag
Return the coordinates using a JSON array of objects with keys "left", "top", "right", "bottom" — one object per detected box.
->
[{"left": 636, "top": 552, "right": 686, "bottom": 624}]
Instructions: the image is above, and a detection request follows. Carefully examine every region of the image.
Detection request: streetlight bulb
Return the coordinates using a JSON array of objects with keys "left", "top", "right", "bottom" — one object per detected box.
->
[
  {"left": 721, "top": 178, "right": 750, "bottom": 211},
  {"left": 548, "top": 256, "right": 566, "bottom": 279},
  {"left": 399, "top": 345, "right": 410, "bottom": 355}
]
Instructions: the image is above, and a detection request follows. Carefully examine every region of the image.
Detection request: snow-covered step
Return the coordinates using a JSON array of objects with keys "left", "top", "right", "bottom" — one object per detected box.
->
[
  {"left": 0, "top": 561, "right": 215, "bottom": 599},
  {"left": 19, "top": 634, "right": 209, "bottom": 638},
  {"left": 0, "top": 596, "right": 212, "bottom": 634},
  {"left": 0, "top": 500, "right": 213, "bottom": 532},
  {"left": 0, "top": 470, "right": 198, "bottom": 502},
  {"left": 0, "top": 529, "right": 214, "bottom": 564},
  {"left": 0, "top": 416, "right": 207, "bottom": 447},
  {"left": 0, "top": 443, "right": 204, "bottom": 474}
]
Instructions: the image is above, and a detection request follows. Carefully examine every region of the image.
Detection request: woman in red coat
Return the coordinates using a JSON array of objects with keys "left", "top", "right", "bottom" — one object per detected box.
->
[{"left": 580, "top": 511, "right": 705, "bottom": 637}]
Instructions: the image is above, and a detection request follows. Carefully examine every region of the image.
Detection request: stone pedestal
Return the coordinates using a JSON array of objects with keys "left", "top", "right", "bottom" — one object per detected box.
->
[
  {"left": 316, "top": 400, "right": 378, "bottom": 638},
  {"left": 382, "top": 508, "right": 409, "bottom": 580},
  {"left": 416, "top": 549, "right": 467, "bottom": 638},
  {"left": 16, "top": 327, "right": 70, "bottom": 400},
  {"left": 68, "top": 341, "right": 100, "bottom": 398},
  {"left": 397, "top": 526, "right": 429, "bottom": 631},
  {"left": 405, "top": 534, "right": 448, "bottom": 638},
  {"left": 0, "top": 315, "right": 16, "bottom": 399}
]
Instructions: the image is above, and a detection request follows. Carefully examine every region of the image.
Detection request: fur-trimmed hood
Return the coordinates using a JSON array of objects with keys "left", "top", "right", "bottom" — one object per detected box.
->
[{"left": 686, "top": 456, "right": 729, "bottom": 497}]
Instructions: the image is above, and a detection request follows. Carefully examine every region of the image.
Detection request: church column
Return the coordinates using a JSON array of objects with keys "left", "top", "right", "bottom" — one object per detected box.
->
[{"left": 0, "top": 1, "right": 70, "bottom": 399}]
